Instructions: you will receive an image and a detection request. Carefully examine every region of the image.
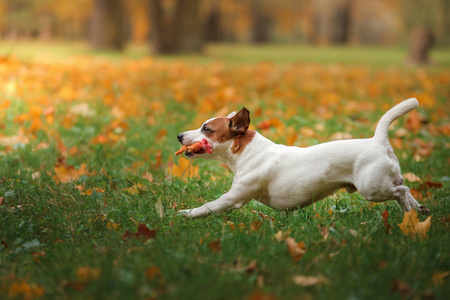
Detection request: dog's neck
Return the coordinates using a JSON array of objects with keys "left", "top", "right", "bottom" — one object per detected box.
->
[{"left": 209, "top": 130, "right": 273, "bottom": 174}]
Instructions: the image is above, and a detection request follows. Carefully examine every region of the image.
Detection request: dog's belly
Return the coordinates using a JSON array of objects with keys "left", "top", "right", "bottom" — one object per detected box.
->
[{"left": 258, "top": 182, "right": 345, "bottom": 210}]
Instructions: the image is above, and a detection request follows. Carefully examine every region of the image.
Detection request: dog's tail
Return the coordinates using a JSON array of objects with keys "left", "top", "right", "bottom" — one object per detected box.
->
[{"left": 373, "top": 98, "right": 419, "bottom": 142}]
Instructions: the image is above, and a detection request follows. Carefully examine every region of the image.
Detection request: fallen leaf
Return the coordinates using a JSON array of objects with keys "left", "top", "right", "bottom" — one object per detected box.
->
[
  {"left": 420, "top": 181, "right": 443, "bottom": 189},
  {"left": 76, "top": 266, "right": 101, "bottom": 282},
  {"left": 292, "top": 275, "right": 329, "bottom": 286},
  {"left": 398, "top": 208, "right": 432, "bottom": 239},
  {"left": 274, "top": 230, "right": 284, "bottom": 242},
  {"left": 167, "top": 156, "right": 199, "bottom": 180},
  {"left": 208, "top": 239, "right": 222, "bottom": 253},
  {"left": 155, "top": 197, "right": 164, "bottom": 219},
  {"left": 403, "top": 172, "right": 422, "bottom": 183},
  {"left": 123, "top": 223, "right": 157, "bottom": 241},
  {"left": 247, "top": 290, "right": 279, "bottom": 300},
  {"left": 245, "top": 260, "right": 258, "bottom": 273},
  {"left": 136, "top": 223, "right": 157, "bottom": 240},
  {"left": 431, "top": 271, "right": 450, "bottom": 286},
  {"left": 145, "top": 266, "right": 162, "bottom": 280},
  {"left": 382, "top": 210, "right": 392, "bottom": 233},
  {"left": 8, "top": 279, "right": 45, "bottom": 299},
  {"left": 285, "top": 237, "right": 306, "bottom": 262}
]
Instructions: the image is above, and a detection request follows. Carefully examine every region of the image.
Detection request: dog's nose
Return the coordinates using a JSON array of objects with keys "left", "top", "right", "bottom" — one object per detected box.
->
[{"left": 177, "top": 133, "right": 184, "bottom": 143}]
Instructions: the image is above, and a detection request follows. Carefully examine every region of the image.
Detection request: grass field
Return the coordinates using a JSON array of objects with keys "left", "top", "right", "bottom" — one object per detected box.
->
[{"left": 0, "top": 42, "right": 449, "bottom": 299}]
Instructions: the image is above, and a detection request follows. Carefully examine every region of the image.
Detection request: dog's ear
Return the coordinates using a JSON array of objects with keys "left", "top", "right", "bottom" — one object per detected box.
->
[{"left": 229, "top": 107, "right": 250, "bottom": 135}]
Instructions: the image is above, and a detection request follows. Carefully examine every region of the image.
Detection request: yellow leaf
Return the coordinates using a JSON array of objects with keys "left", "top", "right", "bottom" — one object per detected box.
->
[
  {"left": 403, "top": 172, "right": 423, "bottom": 183},
  {"left": 292, "top": 275, "right": 329, "bottom": 286},
  {"left": 398, "top": 208, "right": 432, "bottom": 239},
  {"left": 167, "top": 157, "right": 199, "bottom": 180},
  {"left": 285, "top": 237, "right": 306, "bottom": 262},
  {"left": 432, "top": 271, "right": 450, "bottom": 286}
]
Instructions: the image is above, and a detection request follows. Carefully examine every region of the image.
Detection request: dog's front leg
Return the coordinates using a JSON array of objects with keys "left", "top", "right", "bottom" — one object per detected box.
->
[{"left": 178, "top": 184, "right": 253, "bottom": 218}]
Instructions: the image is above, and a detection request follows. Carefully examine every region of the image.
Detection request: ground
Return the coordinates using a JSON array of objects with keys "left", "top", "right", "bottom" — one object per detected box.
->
[{"left": 0, "top": 42, "right": 449, "bottom": 299}]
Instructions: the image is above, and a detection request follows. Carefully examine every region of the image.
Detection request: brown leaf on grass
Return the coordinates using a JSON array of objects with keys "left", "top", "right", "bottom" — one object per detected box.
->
[
  {"left": 382, "top": 210, "right": 392, "bottom": 233},
  {"left": 285, "top": 237, "right": 306, "bottom": 262},
  {"left": 247, "top": 290, "right": 279, "bottom": 300},
  {"left": 420, "top": 181, "right": 443, "bottom": 189},
  {"left": 391, "top": 279, "right": 412, "bottom": 297},
  {"left": 431, "top": 271, "right": 450, "bottom": 286},
  {"left": 403, "top": 172, "right": 422, "bottom": 183},
  {"left": 292, "top": 275, "right": 329, "bottom": 286},
  {"left": 208, "top": 239, "right": 222, "bottom": 253},
  {"left": 7, "top": 279, "right": 45, "bottom": 299},
  {"left": 32, "top": 251, "right": 46, "bottom": 262},
  {"left": 76, "top": 266, "right": 101, "bottom": 282},
  {"left": 136, "top": 223, "right": 157, "bottom": 240},
  {"left": 405, "top": 110, "right": 424, "bottom": 134},
  {"left": 250, "top": 220, "right": 262, "bottom": 232},
  {"left": 1, "top": 240, "right": 8, "bottom": 248},
  {"left": 122, "top": 223, "right": 157, "bottom": 241},
  {"left": 145, "top": 266, "right": 162, "bottom": 280},
  {"left": 274, "top": 230, "right": 284, "bottom": 242},
  {"left": 0, "top": 196, "right": 4, "bottom": 206},
  {"left": 398, "top": 208, "right": 432, "bottom": 239},
  {"left": 53, "top": 157, "right": 94, "bottom": 184},
  {"left": 245, "top": 260, "right": 258, "bottom": 273}
]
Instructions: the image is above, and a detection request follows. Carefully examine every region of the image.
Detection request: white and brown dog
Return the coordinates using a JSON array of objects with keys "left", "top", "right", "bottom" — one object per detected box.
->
[{"left": 177, "top": 98, "right": 430, "bottom": 218}]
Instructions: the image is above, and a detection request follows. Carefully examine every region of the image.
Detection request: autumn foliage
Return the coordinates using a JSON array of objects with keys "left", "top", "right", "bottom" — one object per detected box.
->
[{"left": 0, "top": 52, "right": 448, "bottom": 299}]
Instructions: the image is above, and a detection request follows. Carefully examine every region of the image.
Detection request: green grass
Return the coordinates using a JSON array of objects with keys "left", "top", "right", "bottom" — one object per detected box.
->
[
  {"left": 1, "top": 40, "right": 449, "bottom": 67},
  {"left": 0, "top": 42, "right": 449, "bottom": 299}
]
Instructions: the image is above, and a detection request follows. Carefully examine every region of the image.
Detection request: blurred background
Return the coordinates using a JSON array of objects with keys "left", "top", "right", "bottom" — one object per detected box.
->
[{"left": 0, "top": 0, "right": 449, "bottom": 65}]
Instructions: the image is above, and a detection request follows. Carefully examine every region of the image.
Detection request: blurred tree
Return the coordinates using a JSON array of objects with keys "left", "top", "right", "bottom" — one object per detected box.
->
[
  {"left": 313, "top": 0, "right": 351, "bottom": 44},
  {"left": 126, "top": 0, "right": 151, "bottom": 44},
  {"left": 401, "top": 0, "right": 446, "bottom": 64},
  {"left": 205, "top": 0, "right": 222, "bottom": 42},
  {"left": 90, "top": 0, "right": 126, "bottom": 51},
  {"left": 149, "top": 0, "right": 205, "bottom": 54},
  {"left": 251, "top": 0, "right": 272, "bottom": 43}
]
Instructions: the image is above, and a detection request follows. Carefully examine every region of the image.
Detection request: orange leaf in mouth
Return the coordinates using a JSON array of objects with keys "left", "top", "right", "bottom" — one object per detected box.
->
[{"left": 175, "top": 138, "right": 212, "bottom": 155}]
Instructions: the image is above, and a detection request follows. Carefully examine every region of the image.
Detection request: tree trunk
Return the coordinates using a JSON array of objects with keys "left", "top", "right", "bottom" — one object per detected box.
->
[
  {"left": 313, "top": 0, "right": 351, "bottom": 44},
  {"left": 205, "top": 1, "right": 222, "bottom": 42},
  {"left": 149, "top": 0, "right": 205, "bottom": 54},
  {"left": 149, "top": 0, "right": 176, "bottom": 54},
  {"left": 174, "top": 0, "right": 205, "bottom": 52},
  {"left": 39, "top": 11, "right": 53, "bottom": 41},
  {"left": 407, "top": 27, "right": 434, "bottom": 64},
  {"left": 90, "top": 0, "right": 126, "bottom": 51},
  {"left": 251, "top": 0, "right": 271, "bottom": 44}
]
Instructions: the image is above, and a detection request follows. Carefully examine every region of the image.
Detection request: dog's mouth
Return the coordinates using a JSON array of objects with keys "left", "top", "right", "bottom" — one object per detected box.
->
[
  {"left": 175, "top": 138, "right": 213, "bottom": 158},
  {"left": 184, "top": 147, "right": 207, "bottom": 157}
]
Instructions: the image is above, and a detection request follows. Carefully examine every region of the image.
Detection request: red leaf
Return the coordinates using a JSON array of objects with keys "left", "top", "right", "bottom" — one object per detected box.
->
[
  {"left": 122, "top": 224, "right": 157, "bottom": 241},
  {"left": 122, "top": 230, "right": 134, "bottom": 241},
  {"left": 208, "top": 239, "right": 222, "bottom": 253},
  {"left": 136, "top": 223, "right": 157, "bottom": 240},
  {"left": 382, "top": 210, "right": 391, "bottom": 233},
  {"left": 421, "top": 181, "right": 443, "bottom": 189}
]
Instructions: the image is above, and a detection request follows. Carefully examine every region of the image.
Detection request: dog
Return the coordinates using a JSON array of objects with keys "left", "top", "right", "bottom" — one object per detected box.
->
[{"left": 176, "top": 98, "right": 430, "bottom": 218}]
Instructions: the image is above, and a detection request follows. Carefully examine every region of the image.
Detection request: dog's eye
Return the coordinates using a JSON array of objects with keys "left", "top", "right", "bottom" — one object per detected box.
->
[{"left": 202, "top": 126, "right": 211, "bottom": 133}]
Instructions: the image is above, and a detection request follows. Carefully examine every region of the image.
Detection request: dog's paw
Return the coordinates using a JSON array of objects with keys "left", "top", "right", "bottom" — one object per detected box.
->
[
  {"left": 417, "top": 205, "right": 430, "bottom": 215},
  {"left": 177, "top": 209, "right": 194, "bottom": 218}
]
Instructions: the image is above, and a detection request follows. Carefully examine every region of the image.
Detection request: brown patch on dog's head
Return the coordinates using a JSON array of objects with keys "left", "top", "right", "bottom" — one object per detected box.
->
[{"left": 202, "top": 107, "right": 251, "bottom": 144}]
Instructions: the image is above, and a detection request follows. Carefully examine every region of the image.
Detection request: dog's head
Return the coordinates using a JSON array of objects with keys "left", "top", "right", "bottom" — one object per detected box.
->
[{"left": 177, "top": 107, "right": 251, "bottom": 159}]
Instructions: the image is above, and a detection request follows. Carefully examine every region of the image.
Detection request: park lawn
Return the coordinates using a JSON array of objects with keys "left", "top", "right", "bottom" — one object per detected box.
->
[
  {"left": 0, "top": 43, "right": 449, "bottom": 299},
  {"left": 1, "top": 40, "right": 450, "bottom": 67}
]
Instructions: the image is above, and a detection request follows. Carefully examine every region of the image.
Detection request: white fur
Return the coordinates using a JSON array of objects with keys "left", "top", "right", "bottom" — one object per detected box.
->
[{"left": 178, "top": 98, "right": 429, "bottom": 218}]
